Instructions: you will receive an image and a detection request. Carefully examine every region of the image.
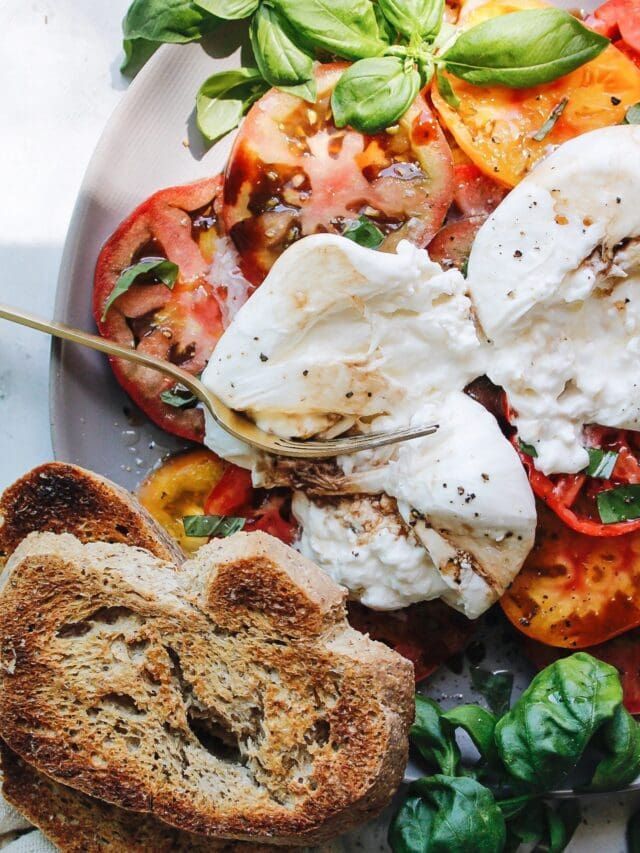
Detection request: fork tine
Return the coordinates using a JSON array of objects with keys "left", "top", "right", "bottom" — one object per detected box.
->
[{"left": 271, "top": 422, "right": 439, "bottom": 456}]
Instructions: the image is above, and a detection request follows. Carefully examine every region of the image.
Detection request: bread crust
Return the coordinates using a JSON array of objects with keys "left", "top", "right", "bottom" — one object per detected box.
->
[{"left": 0, "top": 530, "right": 413, "bottom": 845}]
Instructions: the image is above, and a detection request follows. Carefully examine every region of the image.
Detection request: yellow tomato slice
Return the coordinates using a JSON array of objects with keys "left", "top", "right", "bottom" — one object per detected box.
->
[
  {"left": 432, "top": 0, "right": 640, "bottom": 187},
  {"left": 137, "top": 448, "right": 225, "bottom": 554},
  {"left": 501, "top": 503, "right": 640, "bottom": 649}
]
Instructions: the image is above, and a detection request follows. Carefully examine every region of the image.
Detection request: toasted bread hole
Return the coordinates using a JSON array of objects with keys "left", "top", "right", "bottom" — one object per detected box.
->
[
  {"left": 187, "top": 713, "right": 243, "bottom": 764},
  {"left": 57, "top": 621, "right": 91, "bottom": 638},
  {"left": 304, "top": 719, "right": 329, "bottom": 746},
  {"left": 115, "top": 524, "right": 129, "bottom": 536},
  {"left": 100, "top": 692, "right": 146, "bottom": 717}
]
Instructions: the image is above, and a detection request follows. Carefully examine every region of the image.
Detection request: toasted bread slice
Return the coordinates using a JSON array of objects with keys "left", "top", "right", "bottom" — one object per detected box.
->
[
  {"left": 0, "top": 462, "right": 182, "bottom": 569},
  {"left": 0, "top": 744, "right": 289, "bottom": 853},
  {"left": 0, "top": 530, "right": 413, "bottom": 845}
]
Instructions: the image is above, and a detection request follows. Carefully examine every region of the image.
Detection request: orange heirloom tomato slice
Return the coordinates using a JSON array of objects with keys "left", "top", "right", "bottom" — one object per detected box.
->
[
  {"left": 137, "top": 448, "right": 226, "bottom": 555},
  {"left": 501, "top": 502, "right": 640, "bottom": 649},
  {"left": 432, "top": 0, "right": 640, "bottom": 187}
]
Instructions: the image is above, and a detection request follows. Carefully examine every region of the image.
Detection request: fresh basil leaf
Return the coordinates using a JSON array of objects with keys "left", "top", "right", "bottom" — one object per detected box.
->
[
  {"left": 378, "top": 0, "right": 444, "bottom": 40},
  {"left": 532, "top": 96, "right": 569, "bottom": 142},
  {"left": 498, "top": 792, "right": 535, "bottom": 820},
  {"left": 518, "top": 438, "right": 538, "bottom": 458},
  {"left": 343, "top": 215, "right": 384, "bottom": 248},
  {"left": 588, "top": 704, "right": 640, "bottom": 791},
  {"left": 272, "top": 0, "right": 386, "bottom": 60},
  {"left": 441, "top": 9, "right": 609, "bottom": 88},
  {"left": 597, "top": 484, "right": 640, "bottom": 523},
  {"left": 553, "top": 801, "right": 582, "bottom": 853},
  {"left": 182, "top": 514, "right": 246, "bottom": 537},
  {"left": 375, "top": 2, "right": 397, "bottom": 44},
  {"left": 122, "top": 37, "right": 160, "bottom": 77},
  {"left": 435, "top": 68, "right": 460, "bottom": 109},
  {"left": 101, "top": 258, "right": 178, "bottom": 322},
  {"left": 160, "top": 384, "right": 198, "bottom": 409},
  {"left": 470, "top": 666, "right": 513, "bottom": 717},
  {"left": 625, "top": 102, "right": 640, "bottom": 125},
  {"left": 411, "top": 695, "right": 460, "bottom": 776},
  {"left": 628, "top": 805, "right": 640, "bottom": 853},
  {"left": 278, "top": 79, "right": 318, "bottom": 101},
  {"left": 332, "top": 56, "right": 420, "bottom": 133},
  {"left": 584, "top": 448, "right": 619, "bottom": 479},
  {"left": 506, "top": 801, "right": 580, "bottom": 853},
  {"left": 442, "top": 704, "right": 497, "bottom": 765},
  {"left": 122, "top": 0, "right": 220, "bottom": 74},
  {"left": 390, "top": 775, "right": 506, "bottom": 853},
  {"left": 196, "top": 68, "right": 268, "bottom": 142},
  {"left": 494, "top": 653, "right": 622, "bottom": 791},
  {"left": 250, "top": 4, "right": 314, "bottom": 87},
  {"left": 194, "top": 0, "right": 258, "bottom": 19}
]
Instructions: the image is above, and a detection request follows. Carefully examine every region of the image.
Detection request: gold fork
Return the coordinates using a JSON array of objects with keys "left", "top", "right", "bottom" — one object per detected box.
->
[{"left": 0, "top": 303, "right": 438, "bottom": 458}]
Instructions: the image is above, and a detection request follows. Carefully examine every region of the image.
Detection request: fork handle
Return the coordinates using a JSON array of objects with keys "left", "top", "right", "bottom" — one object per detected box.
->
[{"left": 0, "top": 303, "right": 208, "bottom": 412}]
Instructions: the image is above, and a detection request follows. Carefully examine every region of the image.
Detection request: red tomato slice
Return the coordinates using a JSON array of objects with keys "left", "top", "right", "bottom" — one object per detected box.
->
[
  {"left": 223, "top": 63, "right": 454, "bottom": 284},
  {"left": 501, "top": 501, "right": 640, "bottom": 648},
  {"left": 204, "top": 463, "right": 297, "bottom": 545},
  {"left": 586, "top": 0, "right": 640, "bottom": 53},
  {"left": 521, "top": 631, "right": 640, "bottom": 714},
  {"left": 428, "top": 217, "right": 483, "bottom": 271},
  {"left": 94, "top": 176, "right": 235, "bottom": 443},
  {"left": 346, "top": 600, "right": 476, "bottom": 682},
  {"left": 515, "top": 428, "right": 640, "bottom": 537}
]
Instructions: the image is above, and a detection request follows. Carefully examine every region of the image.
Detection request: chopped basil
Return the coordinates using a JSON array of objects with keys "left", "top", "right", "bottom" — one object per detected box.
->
[
  {"left": 101, "top": 258, "right": 178, "bottom": 321},
  {"left": 584, "top": 448, "right": 618, "bottom": 479},
  {"left": 625, "top": 102, "right": 640, "bottom": 125},
  {"left": 518, "top": 438, "right": 537, "bottom": 458},
  {"left": 160, "top": 383, "right": 198, "bottom": 409},
  {"left": 342, "top": 215, "right": 385, "bottom": 249},
  {"left": 470, "top": 666, "right": 513, "bottom": 717},
  {"left": 532, "top": 96, "right": 568, "bottom": 142},
  {"left": 182, "top": 514, "right": 246, "bottom": 537},
  {"left": 597, "top": 484, "right": 640, "bottom": 524}
]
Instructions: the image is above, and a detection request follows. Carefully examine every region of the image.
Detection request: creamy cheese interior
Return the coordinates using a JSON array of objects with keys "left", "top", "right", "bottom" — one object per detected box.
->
[
  {"left": 467, "top": 125, "right": 640, "bottom": 474},
  {"left": 202, "top": 235, "right": 536, "bottom": 617}
]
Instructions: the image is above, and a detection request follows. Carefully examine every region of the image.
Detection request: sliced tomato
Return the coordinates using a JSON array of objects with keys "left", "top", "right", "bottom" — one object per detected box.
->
[
  {"left": 223, "top": 63, "right": 454, "bottom": 284},
  {"left": 451, "top": 163, "right": 507, "bottom": 217},
  {"left": 515, "top": 427, "right": 640, "bottom": 537},
  {"left": 586, "top": 0, "right": 640, "bottom": 55},
  {"left": 432, "top": 0, "right": 640, "bottom": 187},
  {"left": 137, "top": 448, "right": 225, "bottom": 554},
  {"left": 501, "top": 501, "right": 640, "bottom": 648},
  {"left": 347, "top": 600, "right": 476, "bottom": 682},
  {"left": 94, "top": 176, "right": 239, "bottom": 443},
  {"left": 205, "top": 463, "right": 297, "bottom": 545},
  {"left": 521, "top": 631, "right": 640, "bottom": 714},
  {"left": 427, "top": 217, "right": 483, "bottom": 271}
]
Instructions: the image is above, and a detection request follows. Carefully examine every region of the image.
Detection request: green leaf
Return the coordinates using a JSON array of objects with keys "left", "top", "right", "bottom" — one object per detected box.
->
[
  {"left": 597, "top": 484, "right": 640, "bottom": 523},
  {"left": 196, "top": 67, "right": 268, "bottom": 142},
  {"left": 506, "top": 801, "right": 580, "bottom": 853},
  {"left": 627, "top": 805, "right": 640, "bottom": 853},
  {"left": 378, "top": 0, "right": 444, "bottom": 40},
  {"left": 278, "top": 79, "right": 318, "bottom": 101},
  {"left": 121, "top": 0, "right": 220, "bottom": 74},
  {"left": 441, "top": 9, "right": 609, "bottom": 88},
  {"left": 250, "top": 5, "right": 314, "bottom": 87},
  {"left": 272, "top": 0, "right": 386, "bottom": 60},
  {"left": 470, "top": 666, "right": 513, "bottom": 717},
  {"left": 532, "top": 96, "right": 569, "bottom": 142},
  {"left": 411, "top": 695, "right": 460, "bottom": 776},
  {"left": 584, "top": 448, "right": 619, "bottom": 479},
  {"left": 160, "top": 384, "right": 198, "bottom": 409},
  {"left": 588, "top": 704, "right": 640, "bottom": 791},
  {"left": 332, "top": 56, "right": 420, "bottom": 133},
  {"left": 518, "top": 438, "right": 538, "bottom": 458},
  {"left": 182, "top": 514, "right": 246, "bottom": 537},
  {"left": 390, "top": 775, "right": 506, "bottom": 853},
  {"left": 193, "top": 0, "right": 258, "bottom": 19},
  {"left": 625, "top": 102, "right": 640, "bottom": 124},
  {"left": 435, "top": 68, "right": 460, "bottom": 109},
  {"left": 101, "top": 258, "right": 178, "bottom": 322},
  {"left": 343, "top": 215, "right": 384, "bottom": 249},
  {"left": 494, "top": 652, "right": 622, "bottom": 791},
  {"left": 442, "top": 704, "right": 497, "bottom": 765}
]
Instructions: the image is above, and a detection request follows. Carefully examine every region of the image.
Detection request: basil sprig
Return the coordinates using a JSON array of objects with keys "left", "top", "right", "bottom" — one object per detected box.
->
[
  {"left": 182, "top": 514, "right": 246, "bottom": 537},
  {"left": 101, "top": 258, "right": 179, "bottom": 322},
  {"left": 391, "top": 653, "right": 640, "bottom": 853},
  {"left": 122, "top": 0, "right": 610, "bottom": 137},
  {"left": 196, "top": 67, "right": 268, "bottom": 142}
]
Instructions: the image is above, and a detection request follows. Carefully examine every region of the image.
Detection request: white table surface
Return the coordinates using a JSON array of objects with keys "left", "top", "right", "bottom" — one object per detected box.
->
[{"left": 1, "top": 2, "right": 640, "bottom": 850}]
